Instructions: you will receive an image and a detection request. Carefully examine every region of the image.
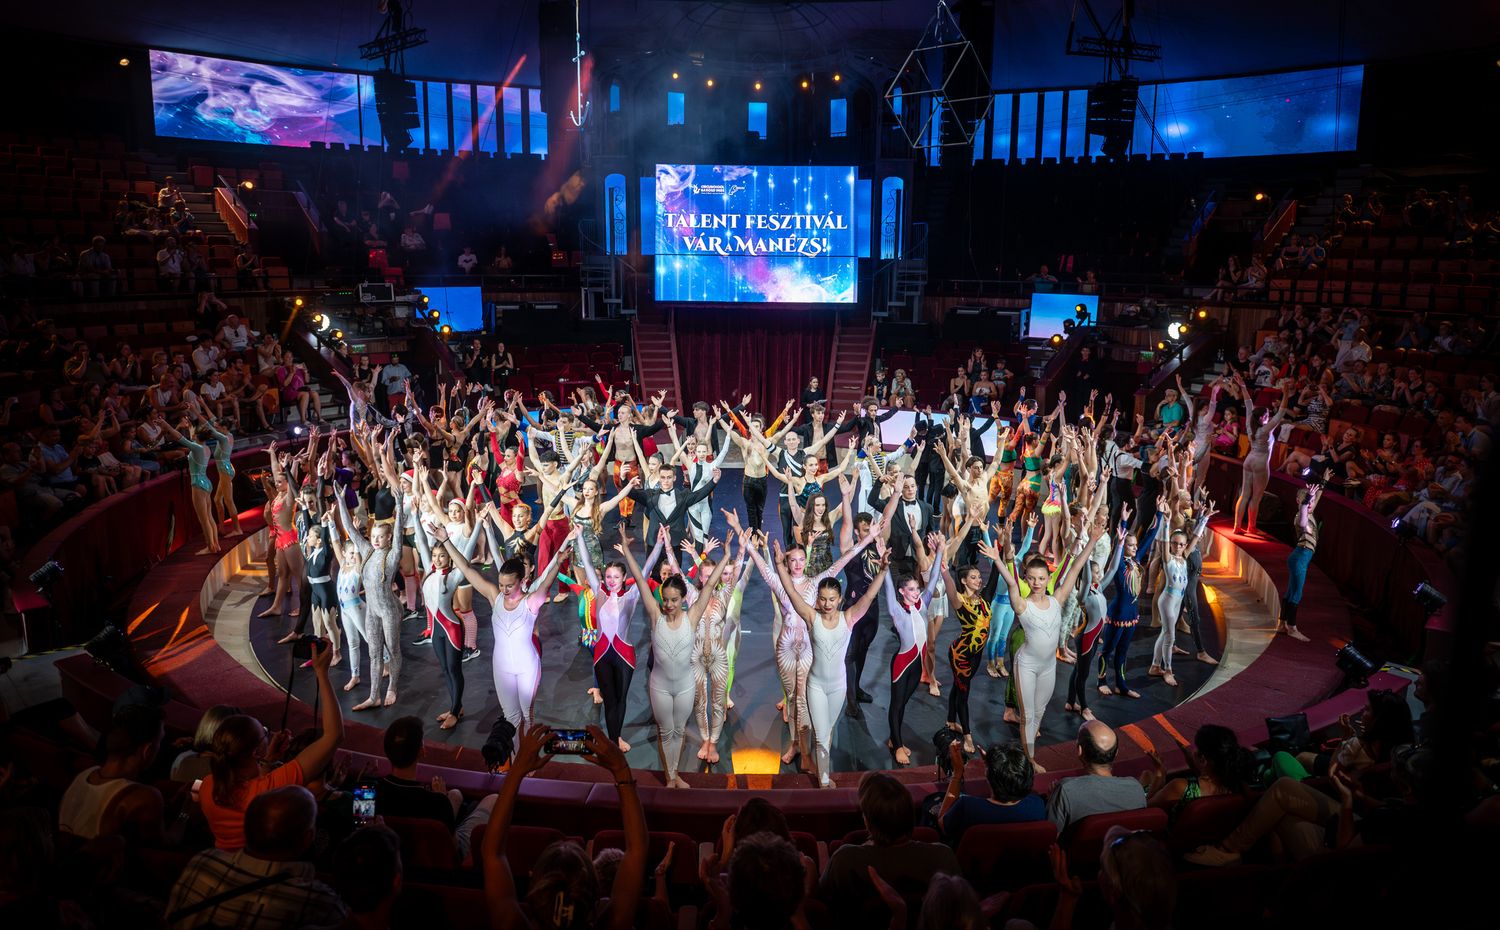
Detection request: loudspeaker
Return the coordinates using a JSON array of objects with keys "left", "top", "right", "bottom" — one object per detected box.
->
[
  {"left": 1086, "top": 79, "right": 1138, "bottom": 159},
  {"left": 372, "top": 71, "right": 419, "bottom": 150}
]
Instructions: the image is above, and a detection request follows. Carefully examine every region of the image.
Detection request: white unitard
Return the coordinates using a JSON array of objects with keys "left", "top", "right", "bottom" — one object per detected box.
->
[
  {"left": 649, "top": 614, "right": 697, "bottom": 781},
  {"left": 1152, "top": 556, "right": 1189, "bottom": 673},
  {"left": 1015, "top": 594, "right": 1063, "bottom": 756},
  {"left": 682, "top": 442, "right": 732, "bottom": 542},
  {"left": 339, "top": 493, "right": 404, "bottom": 704},
  {"left": 807, "top": 613, "right": 852, "bottom": 786},
  {"left": 336, "top": 561, "right": 367, "bottom": 683}
]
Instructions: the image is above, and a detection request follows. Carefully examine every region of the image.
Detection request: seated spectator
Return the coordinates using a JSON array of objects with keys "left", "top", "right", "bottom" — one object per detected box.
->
[
  {"left": 0, "top": 439, "right": 72, "bottom": 527},
  {"left": 191, "top": 339, "right": 224, "bottom": 377},
  {"left": 457, "top": 245, "right": 479, "bottom": 273},
  {"left": 217, "top": 313, "right": 250, "bottom": 353},
  {"left": 224, "top": 359, "right": 274, "bottom": 431},
  {"left": 76, "top": 434, "right": 142, "bottom": 496},
  {"left": 199, "top": 640, "right": 343, "bottom": 850},
  {"left": 75, "top": 236, "right": 117, "bottom": 298},
  {"left": 937, "top": 740, "right": 1047, "bottom": 843},
  {"left": 166, "top": 786, "right": 346, "bottom": 930},
  {"left": 156, "top": 236, "right": 187, "bottom": 291},
  {"left": 399, "top": 226, "right": 427, "bottom": 259},
  {"left": 1275, "top": 236, "right": 1305, "bottom": 270},
  {"left": 1302, "top": 236, "right": 1328, "bottom": 269},
  {"left": 171, "top": 704, "right": 242, "bottom": 783},
  {"left": 889, "top": 369, "right": 915, "bottom": 405},
  {"left": 488, "top": 245, "right": 514, "bottom": 273},
  {"left": 706, "top": 797, "right": 817, "bottom": 892},
  {"left": 479, "top": 725, "right": 645, "bottom": 930},
  {"left": 1212, "top": 407, "right": 1242, "bottom": 454},
  {"left": 332, "top": 825, "right": 403, "bottom": 930},
  {"left": 1078, "top": 268, "right": 1100, "bottom": 294},
  {"left": 1242, "top": 254, "right": 1268, "bottom": 293},
  {"left": 377, "top": 715, "right": 495, "bottom": 858},
  {"left": 1142, "top": 724, "right": 1256, "bottom": 814},
  {"left": 1270, "top": 688, "right": 1413, "bottom": 781},
  {"left": 33, "top": 426, "right": 86, "bottom": 498},
  {"left": 196, "top": 369, "right": 235, "bottom": 425},
  {"left": 1088, "top": 826, "right": 1177, "bottom": 930},
  {"left": 157, "top": 175, "right": 186, "bottom": 209},
  {"left": 185, "top": 245, "right": 213, "bottom": 292},
  {"left": 329, "top": 199, "right": 360, "bottom": 241},
  {"left": 235, "top": 244, "right": 269, "bottom": 290},
  {"left": 720, "top": 833, "right": 807, "bottom": 930},
  {"left": 59, "top": 703, "right": 169, "bottom": 843},
  {"left": 819, "top": 771, "right": 961, "bottom": 911},
  {"left": 1046, "top": 720, "right": 1146, "bottom": 833}
]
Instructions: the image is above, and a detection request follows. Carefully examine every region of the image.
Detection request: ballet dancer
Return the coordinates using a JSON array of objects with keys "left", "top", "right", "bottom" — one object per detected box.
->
[
  {"left": 882, "top": 533, "right": 946, "bottom": 767},
  {"left": 1064, "top": 483, "right": 1121, "bottom": 721},
  {"left": 1232, "top": 374, "right": 1289, "bottom": 536},
  {"left": 444, "top": 523, "right": 575, "bottom": 732},
  {"left": 201, "top": 417, "right": 244, "bottom": 538},
  {"left": 940, "top": 543, "right": 1000, "bottom": 754},
  {"left": 1147, "top": 498, "right": 1213, "bottom": 688},
  {"left": 1188, "top": 376, "right": 1223, "bottom": 494},
  {"left": 619, "top": 531, "right": 732, "bottom": 787},
  {"left": 692, "top": 523, "right": 751, "bottom": 764},
  {"left": 415, "top": 506, "right": 486, "bottom": 730},
  {"left": 1096, "top": 505, "right": 1162, "bottom": 699},
  {"left": 152, "top": 414, "right": 219, "bottom": 555},
  {"left": 336, "top": 450, "right": 405, "bottom": 710},
  {"left": 1277, "top": 484, "right": 1320, "bottom": 643},
  {"left": 328, "top": 512, "right": 369, "bottom": 693},
  {"left": 994, "top": 519, "right": 1100, "bottom": 771},
  {"left": 774, "top": 541, "right": 888, "bottom": 787},
  {"left": 982, "top": 512, "right": 1036, "bottom": 681},
  {"left": 301, "top": 516, "right": 342, "bottom": 667}
]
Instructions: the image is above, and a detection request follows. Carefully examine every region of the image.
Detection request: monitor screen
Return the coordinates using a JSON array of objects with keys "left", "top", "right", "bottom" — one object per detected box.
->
[
  {"left": 654, "top": 164, "right": 857, "bottom": 303},
  {"left": 1028, "top": 293, "right": 1098, "bottom": 340}
]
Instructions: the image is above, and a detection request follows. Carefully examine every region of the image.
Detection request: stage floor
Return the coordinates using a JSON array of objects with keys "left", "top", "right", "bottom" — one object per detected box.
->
[{"left": 243, "top": 478, "right": 1222, "bottom": 779}]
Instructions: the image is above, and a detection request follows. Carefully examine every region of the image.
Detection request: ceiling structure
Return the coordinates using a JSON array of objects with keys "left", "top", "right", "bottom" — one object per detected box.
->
[{"left": 11, "top": 0, "right": 1499, "bottom": 87}]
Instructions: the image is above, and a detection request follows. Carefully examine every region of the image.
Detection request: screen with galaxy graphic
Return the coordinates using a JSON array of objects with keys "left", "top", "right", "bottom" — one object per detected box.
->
[
  {"left": 654, "top": 165, "right": 857, "bottom": 304},
  {"left": 150, "top": 49, "right": 362, "bottom": 148}
]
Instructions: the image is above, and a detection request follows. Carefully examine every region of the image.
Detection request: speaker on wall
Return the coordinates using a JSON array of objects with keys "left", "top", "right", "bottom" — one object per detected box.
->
[
  {"left": 1086, "top": 78, "right": 1138, "bottom": 159},
  {"left": 373, "top": 71, "right": 419, "bottom": 150}
]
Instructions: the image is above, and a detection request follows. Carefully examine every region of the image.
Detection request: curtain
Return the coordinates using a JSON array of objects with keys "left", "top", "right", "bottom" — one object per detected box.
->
[{"left": 674, "top": 308, "right": 834, "bottom": 417}]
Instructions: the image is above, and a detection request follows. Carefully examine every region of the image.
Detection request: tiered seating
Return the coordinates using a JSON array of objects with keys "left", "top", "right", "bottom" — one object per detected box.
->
[
  {"left": 506, "top": 341, "right": 632, "bottom": 405},
  {"left": 882, "top": 340, "right": 1026, "bottom": 405}
]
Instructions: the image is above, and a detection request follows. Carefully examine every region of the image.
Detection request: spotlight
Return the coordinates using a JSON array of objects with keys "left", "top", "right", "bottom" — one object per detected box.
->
[
  {"left": 1049, "top": 333, "right": 1063, "bottom": 346},
  {"left": 1062, "top": 319, "right": 1076, "bottom": 333},
  {"left": 671, "top": 71, "right": 679, "bottom": 80},
  {"left": 1335, "top": 643, "right": 1379, "bottom": 690},
  {"left": 1412, "top": 582, "right": 1447, "bottom": 615},
  {"left": 428, "top": 309, "right": 441, "bottom": 323},
  {"left": 706, "top": 78, "right": 714, "bottom": 87},
  {"left": 28, "top": 560, "right": 64, "bottom": 590},
  {"left": 293, "top": 296, "right": 304, "bottom": 309},
  {"left": 1167, "top": 321, "right": 1190, "bottom": 341},
  {"left": 754, "top": 81, "right": 762, "bottom": 91},
  {"left": 240, "top": 180, "right": 255, "bottom": 192},
  {"left": 1156, "top": 341, "right": 1167, "bottom": 351},
  {"left": 420, "top": 294, "right": 430, "bottom": 305},
  {"left": 1253, "top": 192, "right": 1266, "bottom": 202},
  {"left": 331, "top": 329, "right": 343, "bottom": 340},
  {"left": 118, "top": 57, "right": 130, "bottom": 67},
  {"left": 1197, "top": 307, "right": 1209, "bottom": 319},
  {"left": 440, "top": 324, "right": 452, "bottom": 335},
  {"left": 833, "top": 73, "right": 841, "bottom": 82},
  {"left": 290, "top": 424, "right": 306, "bottom": 438},
  {"left": 800, "top": 79, "right": 809, "bottom": 89}
]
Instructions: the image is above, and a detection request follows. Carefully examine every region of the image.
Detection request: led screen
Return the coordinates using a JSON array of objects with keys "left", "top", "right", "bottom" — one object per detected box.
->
[
  {"left": 1028, "top": 293, "right": 1098, "bottom": 340},
  {"left": 654, "top": 164, "right": 857, "bottom": 303},
  {"left": 150, "top": 49, "right": 360, "bottom": 147},
  {"left": 415, "top": 286, "right": 484, "bottom": 332},
  {"left": 878, "top": 411, "right": 1004, "bottom": 457}
]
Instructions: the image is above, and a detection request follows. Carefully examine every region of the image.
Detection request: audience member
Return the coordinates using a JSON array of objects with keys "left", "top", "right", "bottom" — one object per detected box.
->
[
  {"left": 58, "top": 703, "right": 169, "bottom": 843},
  {"left": 377, "top": 715, "right": 496, "bottom": 858},
  {"left": 333, "top": 824, "right": 404, "bottom": 930},
  {"left": 1046, "top": 720, "right": 1146, "bottom": 833},
  {"left": 937, "top": 740, "right": 1048, "bottom": 842},
  {"left": 819, "top": 772, "right": 960, "bottom": 912}
]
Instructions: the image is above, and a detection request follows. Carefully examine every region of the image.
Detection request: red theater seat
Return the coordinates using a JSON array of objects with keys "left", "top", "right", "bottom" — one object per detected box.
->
[
  {"left": 1061, "top": 807, "right": 1168, "bottom": 875},
  {"left": 956, "top": 820, "right": 1059, "bottom": 892}
]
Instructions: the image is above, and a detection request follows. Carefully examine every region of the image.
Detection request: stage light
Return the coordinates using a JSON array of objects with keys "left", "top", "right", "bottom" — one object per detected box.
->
[
  {"left": 671, "top": 71, "right": 679, "bottom": 80},
  {"left": 428, "top": 308, "right": 441, "bottom": 323},
  {"left": 440, "top": 324, "right": 452, "bottom": 335},
  {"left": 1253, "top": 191, "right": 1267, "bottom": 202},
  {"left": 800, "top": 79, "right": 809, "bottom": 89},
  {"left": 118, "top": 57, "right": 130, "bottom": 67},
  {"left": 706, "top": 78, "right": 714, "bottom": 87},
  {"left": 833, "top": 73, "right": 841, "bottom": 82},
  {"left": 240, "top": 180, "right": 255, "bottom": 192},
  {"left": 420, "top": 294, "right": 430, "bottom": 304},
  {"left": 293, "top": 296, "right": 304, "bottom": 309},
  {"left": 290, "top": 424, "right": 305, "bottom": 437},
  {"left": 1197, "top": 308, "right": 1209, "bottom": 319},
  {"left": 1167, "top": 321, "right": 1189, "bottom": 341},
  {"left": 331, "top": 329, "right": 343, "bottom": 340},
  {"left": 1335, "top": 643, "right": 1379, "bottom": 689},
  {"left": 1049, "top": 333, "right": 1063, "bottom": 346},
  {"left": 1062, "top": 319, "right": 1076, "bottom": 333},
  {"left": 1413, "top": 581, "right": 1447, "bottom": 614},
  {"left": 754, "top": 81, "right": 762, "bottom": 91},
  {"left": 1157, "top": 341, "right": 1167, "bottom": 351}
]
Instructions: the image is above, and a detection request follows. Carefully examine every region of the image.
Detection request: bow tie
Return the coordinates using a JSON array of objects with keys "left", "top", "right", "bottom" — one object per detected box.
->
[{"left": 903, "top": 501, "right": 919, "bottom": 508}]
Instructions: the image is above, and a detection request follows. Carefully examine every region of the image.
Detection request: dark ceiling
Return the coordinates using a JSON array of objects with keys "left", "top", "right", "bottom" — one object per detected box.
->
[{"left": 11, "top": 0, "right": 1500, "bottom": 87}]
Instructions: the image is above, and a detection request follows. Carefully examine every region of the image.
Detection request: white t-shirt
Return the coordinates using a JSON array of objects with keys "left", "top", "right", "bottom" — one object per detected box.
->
[
  {"left": 457, "top": 252, "right": 478, "bottom": 272},
  {"left": 219, "top": 324, "right": 249, "bottom": 351},
  {"left": 199, "top": 380, "right": 227, "bottom": 402}
]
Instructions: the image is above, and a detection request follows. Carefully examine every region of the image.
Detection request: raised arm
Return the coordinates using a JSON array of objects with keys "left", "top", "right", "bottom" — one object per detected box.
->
[
  {"left": 772, "top": 548, "right": 817, "bottom": 627},
  {"left": 526, "top": 527, "right": 579, "bottom": 612},
  {"left": 617, "top": 537, "right": 662, "bottom": 625},
  {"left": 431, "top": 519, "right": 499, "bottom": 603}
]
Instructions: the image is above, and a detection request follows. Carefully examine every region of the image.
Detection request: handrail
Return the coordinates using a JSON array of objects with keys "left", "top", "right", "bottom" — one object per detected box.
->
[
  {"left": 292, "top": 183, "right": 323, "bottom": 257},
  {"left": 213, "top": 179, "right": 255, "bottom": 244},
  {"left": 1031, "top": 326, "right": 1091, "bottom": 410},
  {"left": 1131, "top": 329, "right": 1218, "bottom": 420},
  {"left": 1184, "top": 189, "right": 1218, "bottom": 267},
  {"left": 1255, "top": 195, "right": 1299, "bottom": 258}
]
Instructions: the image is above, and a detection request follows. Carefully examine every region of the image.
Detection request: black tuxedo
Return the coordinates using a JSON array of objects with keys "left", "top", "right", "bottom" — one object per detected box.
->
[
  {"left": 872, "top": 487, "right": 933, "bottom": 572},
  {"left": 629, "top": 480, "right": 717, "bottom": 549}
]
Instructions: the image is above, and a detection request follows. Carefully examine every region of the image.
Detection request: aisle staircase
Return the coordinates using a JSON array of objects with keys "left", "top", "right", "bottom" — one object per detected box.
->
[
  {"left": 826, "top": 321, "right": 876, "bottom": 412},
  {"left": 632, "top": 314, "right": 681, "bottom": 409}
]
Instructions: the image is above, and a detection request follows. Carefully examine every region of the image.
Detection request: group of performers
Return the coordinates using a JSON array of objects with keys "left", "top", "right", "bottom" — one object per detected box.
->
[{"left": 223, "top": 368, "right": 1255, "bottom": 783}]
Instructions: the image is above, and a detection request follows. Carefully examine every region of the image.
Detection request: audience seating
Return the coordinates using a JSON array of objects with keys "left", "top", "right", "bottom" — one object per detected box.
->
[
  {"left": 1061, "top": 807, "right": 1170, "bottom": 874},
  {"left": 954, "top": 821, "right": 1059, "bottom": 892}
]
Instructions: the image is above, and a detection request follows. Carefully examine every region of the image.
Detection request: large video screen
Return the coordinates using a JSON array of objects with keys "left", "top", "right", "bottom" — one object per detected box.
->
[
  {"left": 1028, "top": 293, "right": 1098, "bottom": 340},
  {"left": 654, "top": 164, "right": 857, "bottom": 303},
  {"left": 150, "top": 50, "right": 361, "bottom": 148},
  {"left": 413, "top": 286, "right": 484, "bottom": 332}
]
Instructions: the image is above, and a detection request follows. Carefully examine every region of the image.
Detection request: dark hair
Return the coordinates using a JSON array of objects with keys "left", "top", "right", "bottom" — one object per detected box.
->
[
  {"left": 816, "top": 577, "right": 843, "bottom": 599},
  {"left": 498, "top": 557, "right": 527, "bottom": 581},
  {"left": 731, "top": 797, "right": 792, "bottom": 845},
  {"left": 334, "top": 825, "right": 403, "bottom": 913},
  {"left": 525, "top": 840, "right": 599, "bottom": 930},
  {"left": 1364, "top": 688, "right": 1415, "bottom": 761},
  {"left": 537, "top": 448, "right": 559, "bottom": 465},
  {"left": 1022, "top": 556, "right": 1050, "bottom": 577},
  {"left": 603, "top": 560, "right": 628, "bottom": 580},
  {"left": 857, "top": 772, "right": 915, "bottom": 844},
  {"left": 983, "top": 742, "right": 1036, "bottom": 802},
  {"left": 659, "top": 575, "right": 689, "bottom": 600},
  {"left": 727, "top": 833, "right": 806, "bottom": 930},
  {"left": 1079, "top": 726, "right": 1118, "bottom": 767},
  {"left": 104, "top": 703, "right": 164, "bottom": 759},
  {"left": 855, "top": 512, "right": 873, "bottom": 529},
  {"left": 243, "top": 785, "right": 317, "bottom": 859},
  {"left": 1192, "top": 725, "right": 1254, "bottom": 793},
  {"left": 953, "top": 563, "right": 982, "bottom": 590},
  {"left": 918, "top": 872, "right": 984, "bottom": 930},
  {"left": 383, "top": 715, "right": 424, "bottom": 769},
  {"left": 1105, "top": 832, "right": 1177, "bottom": 927}
]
